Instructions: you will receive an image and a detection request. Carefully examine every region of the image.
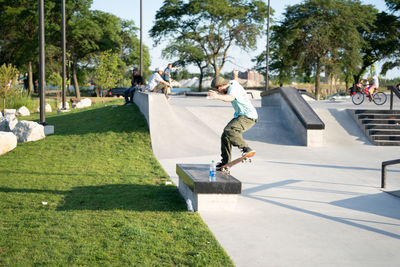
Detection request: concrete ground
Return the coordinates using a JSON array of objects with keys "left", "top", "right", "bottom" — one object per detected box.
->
[{"left": 148, "top": 94, "right": 400, "bottom": 267}]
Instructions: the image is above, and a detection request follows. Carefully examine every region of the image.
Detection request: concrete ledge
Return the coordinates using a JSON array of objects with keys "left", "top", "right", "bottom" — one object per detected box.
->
[
  {"left": 261, "top": 87, "right": 325, "bottom": 146},
  {"left": 133, "top": 91, "right": 150, "bottom": 124},
  {"left": 176, "top": 164, "right": 241, "bottom": 211}
]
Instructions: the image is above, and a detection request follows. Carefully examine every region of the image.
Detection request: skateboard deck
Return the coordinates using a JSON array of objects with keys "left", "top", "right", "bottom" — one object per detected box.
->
[{"left": 219, "top": 151, "right": 256, "bottom": 174}]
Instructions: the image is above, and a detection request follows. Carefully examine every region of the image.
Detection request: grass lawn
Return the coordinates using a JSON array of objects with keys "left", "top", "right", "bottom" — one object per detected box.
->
[{"left": 0, "top": 99, "right": 233, "bottom": 266}]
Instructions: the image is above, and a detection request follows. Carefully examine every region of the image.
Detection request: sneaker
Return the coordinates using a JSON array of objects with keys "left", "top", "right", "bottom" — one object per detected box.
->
[
  {"left": 241, "top": 147, "right": 255, "bottom": 157},
  {"left": 126, "top": 102, "right": 133, "bottom": 105},
  {"left": 216, "top": 162, "right": 225, "bottom": 171}
]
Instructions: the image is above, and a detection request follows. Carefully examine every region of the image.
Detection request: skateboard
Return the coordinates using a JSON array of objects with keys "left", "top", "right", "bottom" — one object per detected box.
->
[{"left": 219, "top": 151, "right": 256, "bottom": 174}]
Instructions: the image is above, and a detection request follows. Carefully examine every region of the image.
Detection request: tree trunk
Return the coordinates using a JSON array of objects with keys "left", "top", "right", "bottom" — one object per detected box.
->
[
  {"left": 28, "top": 61, "right": 33, "bottom": 94},
  {"left": 72, "top": 61, "right": 81, "bottom": 99},
  {"left": 315, "top": 58, "right": 321, "bottom": 100},
  {"left": 2, "top": 98, "right": 5, "bottom": 116}
]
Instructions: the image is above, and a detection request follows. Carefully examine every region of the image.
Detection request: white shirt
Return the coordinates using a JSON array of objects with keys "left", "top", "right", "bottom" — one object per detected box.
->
[
  {"left": 146, "top": 72, "right": 164, "bottom": 91},
  {"left": 227, "top": 80, "right": 258, "bottom": 119},
  {"left": 372, "top": 74, "right": 379, "bottom": 87}
]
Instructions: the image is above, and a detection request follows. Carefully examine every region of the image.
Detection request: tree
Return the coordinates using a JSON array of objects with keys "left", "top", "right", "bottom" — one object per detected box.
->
[
  {"left": 94, "top": 50, "right": 121, "bottom": 100},
  {"left": 380, "top": 0, "right": 400, "bottom": 75},
  {"left": 265, "top": 0, "right": 377, "bottom": 100},
  {"left": 0, "top": 64, "right": 19, "bottom": 115},
  {"left": 162, "top": 41, "right": 209, "bottom": 90},
  {"left": 150, "top": 0, "right": 269, "bottom": 77}
]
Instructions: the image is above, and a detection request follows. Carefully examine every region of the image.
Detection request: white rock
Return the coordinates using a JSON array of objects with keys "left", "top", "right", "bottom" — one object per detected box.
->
[
  {"left": 0, "top": 115, "right": 18, "bottom": 131},
  {"left": 80, "top": 98, "right": 92, "bottom": 107},
  {"left": 0, "top": 131, "right": 17, "bottom": 155},
  {"left": 72, "top": 98, "right": 92, "bottom": 109},
  {"left": 36, "top": 103, "right": 52, "bottom": 113},
  {"left": 12, "top": 120, "right": 45, "bottom": 143},
  {"left": 57, "top": 102, "right": 70, "bottom": 110},
  {"left": 2, "top": 109, "right": 16, "bottom": 116},
  {"left": 16, "top": 106, "right": 30, "bottom": 117}
]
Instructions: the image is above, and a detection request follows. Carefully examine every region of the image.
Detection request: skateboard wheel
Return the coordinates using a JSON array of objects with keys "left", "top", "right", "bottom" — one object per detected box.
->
[{"left": 248, "top": 158, "right": 252, "bottom": 163}]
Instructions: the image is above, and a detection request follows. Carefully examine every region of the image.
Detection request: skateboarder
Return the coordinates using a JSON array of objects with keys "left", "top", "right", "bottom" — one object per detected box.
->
[{"left": 208, "top": 76, "right": 258, "bottom": 170}]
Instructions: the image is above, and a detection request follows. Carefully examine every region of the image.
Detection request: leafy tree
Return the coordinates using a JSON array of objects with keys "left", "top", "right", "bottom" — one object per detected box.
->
[
  {"left": 0, "top": 64, "right": 19, "bottom": 115},
  {"left": 94, "top": 50, "right": 121, "bottom": 99},
  {"left": 162, "top": 41, "right": 209, "bottom": 90},
  {"left": 264, "top": 0, "right": 376, "bottom": 100},
  {"left": 380, "top": 0, "right": 400, "bottom": 75},
  {"left": 150, "top": 0, "right": 269, "bottom": 77}
]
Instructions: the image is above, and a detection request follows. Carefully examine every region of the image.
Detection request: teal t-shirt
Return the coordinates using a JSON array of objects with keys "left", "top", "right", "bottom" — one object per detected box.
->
[{"left": 227, "top": 80, "right": 258, "bottom": 119}]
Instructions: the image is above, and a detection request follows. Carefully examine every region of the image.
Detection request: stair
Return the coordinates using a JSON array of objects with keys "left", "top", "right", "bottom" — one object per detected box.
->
[{"left": 348, "top": 109, "right": 400, "bottom": 146}]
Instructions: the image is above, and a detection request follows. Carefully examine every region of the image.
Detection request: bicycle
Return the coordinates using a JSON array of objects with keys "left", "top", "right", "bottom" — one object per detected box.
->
[{"left": 351, "top": 85, "right": 387, "bottom": 105}]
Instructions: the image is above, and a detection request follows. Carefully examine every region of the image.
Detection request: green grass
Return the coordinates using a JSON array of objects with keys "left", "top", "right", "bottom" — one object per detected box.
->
[{"left": 0, "top": 100, "right": 233, "bottom": 266}]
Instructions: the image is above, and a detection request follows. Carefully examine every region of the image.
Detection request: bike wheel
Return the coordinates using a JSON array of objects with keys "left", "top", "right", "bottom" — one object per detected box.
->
[
  {"left": 372, "top": 92, "right": 387, "bottom": 105},
  {"left": 352, "top": 92, "right": 364, "bottom": 105}
]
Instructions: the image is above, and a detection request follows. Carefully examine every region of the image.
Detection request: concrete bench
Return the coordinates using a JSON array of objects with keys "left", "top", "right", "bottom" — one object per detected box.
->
[{"left": 176, "top": 164, "right": 241, "bottom": 212}]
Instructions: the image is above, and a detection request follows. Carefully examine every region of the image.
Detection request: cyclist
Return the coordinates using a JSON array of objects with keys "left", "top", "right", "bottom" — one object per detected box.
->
[{"left": 368, "top": 72, "right": 379, "bottom": 100}]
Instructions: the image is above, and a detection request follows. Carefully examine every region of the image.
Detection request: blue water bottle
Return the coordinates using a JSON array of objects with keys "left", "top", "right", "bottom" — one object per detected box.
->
[{"left": 209, "top": 160, "right": 216, "bottom": 182}]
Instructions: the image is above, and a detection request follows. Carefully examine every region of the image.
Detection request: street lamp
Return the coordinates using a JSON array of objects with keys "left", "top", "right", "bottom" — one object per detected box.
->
[
  {"left": 140, "top": 0, "right": 143, "bottom": 77},
  {"left": 61, "top": 0, "right": 66, "bottom": 109},
  {"left": 265, "top": 0, "right": 270, "bottom": 90},
  {"left": 38, "top": 0, "right": 46, "bottom": 124}
]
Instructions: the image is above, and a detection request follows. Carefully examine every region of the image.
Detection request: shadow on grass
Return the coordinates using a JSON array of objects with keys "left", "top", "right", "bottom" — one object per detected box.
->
[
  {"left": 0, "top": 184, "right": 186, "bottom": 212},
  {"left": 42, "top": 104, "right": 149, "bottom": 136}
]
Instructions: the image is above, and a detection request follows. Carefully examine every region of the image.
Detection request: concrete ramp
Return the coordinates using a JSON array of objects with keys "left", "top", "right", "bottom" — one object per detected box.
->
[{"left": 135, "top": 92, "right": 220, "bottom": 160}]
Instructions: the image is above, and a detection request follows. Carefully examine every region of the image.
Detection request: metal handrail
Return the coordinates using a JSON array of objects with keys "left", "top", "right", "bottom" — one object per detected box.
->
[
  {"left": 381, "top": 159, "right": 400, "bottom": 188},
  {"left": 387, "top": 84, "right": 400, "bottom": 110}
]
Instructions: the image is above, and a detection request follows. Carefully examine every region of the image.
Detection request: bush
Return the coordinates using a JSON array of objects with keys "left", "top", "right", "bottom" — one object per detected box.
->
[{"left": 5, "top": 91, "right": 38, "bottom": 111}]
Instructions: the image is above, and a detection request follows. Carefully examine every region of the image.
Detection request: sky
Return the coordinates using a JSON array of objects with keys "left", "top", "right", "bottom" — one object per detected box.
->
[{"left": 91, "top": 0, "right": 399, "bottom": 79}]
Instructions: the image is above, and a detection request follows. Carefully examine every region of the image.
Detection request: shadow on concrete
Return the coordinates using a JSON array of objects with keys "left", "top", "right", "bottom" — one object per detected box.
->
[
  {"left": 330, "top": 193, "right": 400, "bottom": 221},
  {"left": 243, "top": 187, "right": 400, "bottom": 240},
  {"left": 243, "top": 107, "right": 302, "bottom": 146},
  {"left": 0, "top": 184, "right": 185, "bottom": 212},
  {"left": 267, "top": 160, "right": 400, "bottom": 174},
  {"left": 327, "top": 109, "right": 372, "bottom": 145}
]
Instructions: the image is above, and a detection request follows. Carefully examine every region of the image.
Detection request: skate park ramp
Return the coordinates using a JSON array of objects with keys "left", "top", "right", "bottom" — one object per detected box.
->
[{"left": 135, "top": 92, "right": 400, "bottom": 267}]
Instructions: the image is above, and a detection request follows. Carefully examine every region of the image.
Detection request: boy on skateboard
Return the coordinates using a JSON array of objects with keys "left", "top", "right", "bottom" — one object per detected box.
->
[{"left": 208, "top": 76, "right": 258, "bottom": 170}]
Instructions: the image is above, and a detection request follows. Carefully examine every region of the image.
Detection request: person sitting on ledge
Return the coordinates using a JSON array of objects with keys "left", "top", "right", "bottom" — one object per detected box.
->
[
  {"left": 207, "top": 76, "right": 258, "bottom": 170},
  {"left": 146, "top": 67, "right": 172, "bottom": 99},
  {"left": 124, "top": 69, "right": 143, "bottom": 105}
]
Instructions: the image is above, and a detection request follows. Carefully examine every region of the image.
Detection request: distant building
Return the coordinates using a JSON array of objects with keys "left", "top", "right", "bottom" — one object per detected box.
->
[{"left": 232, "top": 69, "right": 264, "bottom": 87}]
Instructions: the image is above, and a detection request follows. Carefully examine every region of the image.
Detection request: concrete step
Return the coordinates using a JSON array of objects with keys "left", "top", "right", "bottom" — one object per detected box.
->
[
  {"left": 355, "top": 109, "right": 400, "bottom": 115},
  {"left": 365, "top": 124, "right": 400, "bottom": 130},
  {"left": 368, "top": 129, "right": 400, "bottom": 135},
  {"left": 374, "top": 140, "right": 400, "bottom": 146},
  {"left": 361, "top": 119, "right": 400, "bottom": 125},
  {"left": 358, "top": 114, "right": 400, "bottom": 120},
  {"left": 371, "top": 135, "right": 400, "bottom": 141}
]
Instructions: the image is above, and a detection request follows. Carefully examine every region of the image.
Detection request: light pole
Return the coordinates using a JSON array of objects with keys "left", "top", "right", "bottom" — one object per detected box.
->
[
  {"left": 61, "top": 0, "right": 66, "bottom": 109},
  {"left": 140, "top": 0, "right": 143, "bottom": 77},
  {"left": 38, "top": 0, "right": 46, "bottom": 124},
  {"left": 265, "top": 0, "right": 270, "bottom": 90}
]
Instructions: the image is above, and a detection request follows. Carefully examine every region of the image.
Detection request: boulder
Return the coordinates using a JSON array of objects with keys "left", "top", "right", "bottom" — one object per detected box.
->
[
  {"left": 36, "top": 103, "right": 52, "bottom": 113},
  {"left": 16, "top": 106, "right": 30, "bottom": 117},
  {"left": 2, "top": 109, "right": 16, "bottom": 116},
  {"left": 57, "top": 102, "right": 70, "bottom": 110},
  {"left": 72, "top": 98, "right": 92, "bottom": 109},
  {"left": 0, "top": 131, "right": 17, "bottom": 155},
  {"left": 0, "top": 114, "right": 18, "bottom": 131},
  {"left": 12, "top": 120, "right": 45, "bottom": 143}
]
